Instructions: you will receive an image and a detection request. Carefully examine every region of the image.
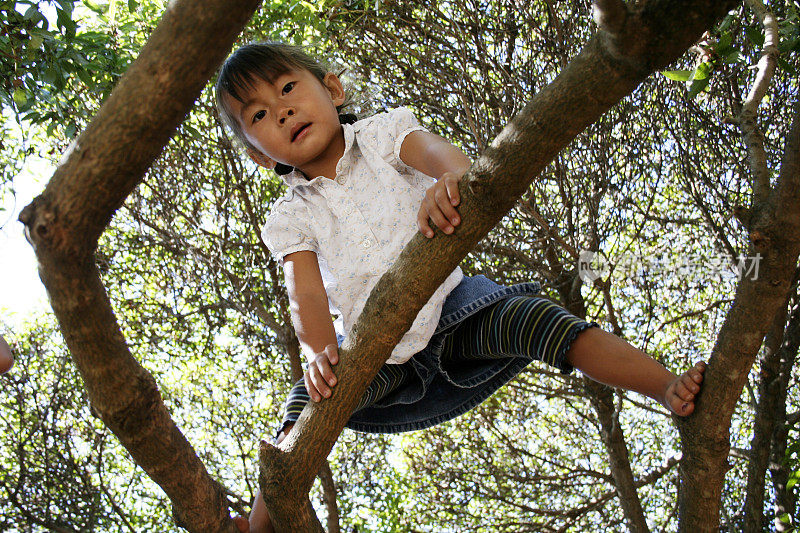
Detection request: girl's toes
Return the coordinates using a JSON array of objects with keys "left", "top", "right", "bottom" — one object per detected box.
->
[
  {"left": 676, "top": 382, "right": 694, "bottom": 402},
  {"left": 668, "top": 394, "right": 695, "bottom": 416}
]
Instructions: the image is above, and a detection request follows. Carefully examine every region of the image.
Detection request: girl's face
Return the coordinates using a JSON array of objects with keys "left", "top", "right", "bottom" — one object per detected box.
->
[{"left": 225, "top": 69, "right": 346, "bottom": 179}]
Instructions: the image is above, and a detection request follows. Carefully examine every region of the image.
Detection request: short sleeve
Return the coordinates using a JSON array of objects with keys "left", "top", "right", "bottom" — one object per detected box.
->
[
  {"left": 260, "top": 195, "right": 317, "bottom": 263},
  {"left": 355, "top": 107, "right": 428, "bottom": 172}
]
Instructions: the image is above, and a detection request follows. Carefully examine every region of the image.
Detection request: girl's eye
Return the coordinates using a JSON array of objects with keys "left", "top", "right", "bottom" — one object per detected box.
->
[
  {"left": 282, "top": 82, "right": 295, "bottom": 94},
  {"left": 252, "top": 110, "right": 266, "bottom": 123}
]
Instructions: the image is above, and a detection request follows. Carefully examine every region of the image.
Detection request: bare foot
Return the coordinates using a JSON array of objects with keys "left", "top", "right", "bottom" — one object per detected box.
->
[{"left": 663, "top": 361, "right": 706, "bottom": 416}]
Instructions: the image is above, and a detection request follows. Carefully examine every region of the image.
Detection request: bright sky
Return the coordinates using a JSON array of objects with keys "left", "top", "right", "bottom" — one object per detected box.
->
[{"left": 0, "top": 156, "right": 51, "bottom": 329}]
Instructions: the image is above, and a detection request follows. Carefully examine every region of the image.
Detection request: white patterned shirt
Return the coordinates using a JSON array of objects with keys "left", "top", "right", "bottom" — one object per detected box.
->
[{"left": 261, "top": 107, "right": 463, "bottom": 364}]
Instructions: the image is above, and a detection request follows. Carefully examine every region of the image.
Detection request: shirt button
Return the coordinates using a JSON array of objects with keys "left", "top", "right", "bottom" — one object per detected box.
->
[
  {"left": 336, "top": 175, "right": 346, "bottom": 185},
  {"left": 362, "top": 239, "right": 372, "bottom": 248}
]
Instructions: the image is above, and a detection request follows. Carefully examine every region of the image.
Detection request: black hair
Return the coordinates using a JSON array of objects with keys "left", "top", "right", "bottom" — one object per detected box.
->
[{"left": 215, "top": 42, "right": 356, "bottom": 175}]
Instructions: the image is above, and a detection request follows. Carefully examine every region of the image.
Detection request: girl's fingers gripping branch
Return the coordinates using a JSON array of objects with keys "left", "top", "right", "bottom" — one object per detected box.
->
[
  {"left": 418, "top": 172, "right": 462, "bottom": 238},
  {"left": 305, "top": 344, "right": 339, "bottom": 402}
]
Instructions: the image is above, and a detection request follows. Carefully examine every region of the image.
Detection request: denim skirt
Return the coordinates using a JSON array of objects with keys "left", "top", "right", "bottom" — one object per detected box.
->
[{"left": 340, "top": 274, "right": 585, "bottom": 434}]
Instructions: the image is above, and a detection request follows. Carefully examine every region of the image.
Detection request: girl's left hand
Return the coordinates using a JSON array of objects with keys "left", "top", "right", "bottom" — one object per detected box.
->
[{"left": 418, "top": 171, "right": 462, "bottom": 238}]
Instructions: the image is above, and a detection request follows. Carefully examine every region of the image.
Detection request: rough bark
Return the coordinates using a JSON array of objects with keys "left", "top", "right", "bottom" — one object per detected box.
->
[
  {"left": 742, "top": 269, "right": 798, "bottom": 531},
  {"left": 676, "top": 99, "right": 800, "bottom": 531},
  {"left": 255, "top": 1, "right": 740, "bottom": 530},
  {"left": 17, "top": 0, "right": 260, "bottom": 531}
]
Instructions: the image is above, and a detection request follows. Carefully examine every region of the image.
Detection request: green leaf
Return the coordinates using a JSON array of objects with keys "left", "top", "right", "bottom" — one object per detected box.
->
[
  {"left": 718, "top": 13, "right": 735, "bottom": 32},
  {"left": 42, "top": 66, "right": 58, "bottom": 85},
  {"left": 779, "top": 37, "right": 800, "bottom": 53},
  {"left": 723, "top": 49, "right": 742, "bottom": 63},
  {"left": 128, "top": 0, "right": 139, "bottom": 11},
  {"left": 77, "top": 68, "right": 93, "bottom": 85},
  {"left": 788, "top": 469, "right": 800, "bottom": 490},
  {"left": 23, "top": 4, "right": 41, "bottom": 21},
  {"left": 662, "top": 70, "right": 693, "bottom": 81},
  {"left": 693, "top": 62, "right": 713, "bottom": 80},
  {"left": 27, "top": 34, "right": 44, "bottom": 50},
  {"left": 65, "top": 123, "right": 77, "bottom": 138},
  {"left": 746, "top": 26, "right": 765, "bottom": 47},
  {"left": 779, "top": 513, "right": 793, "bottom": 525},
  {"left": 12, "top": 87, "right": 27, "bottom": 106},
  {"left": 715, "top": 32, "right": 733, "bottom": 53},
  {"left": 56, "top": 0, "right": 75, "bottom": 14},
  {"left": 688, "top": 77, "right": 710, "bottom": 98}
]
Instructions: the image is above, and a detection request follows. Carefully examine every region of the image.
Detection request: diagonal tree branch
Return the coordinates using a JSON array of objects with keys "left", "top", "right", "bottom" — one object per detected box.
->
[
  {"left": 17, "top": 0, "right": 261, "bottom": 531},
  {"left": 257, "top": 0, "right": 741, "bottom": 529}
]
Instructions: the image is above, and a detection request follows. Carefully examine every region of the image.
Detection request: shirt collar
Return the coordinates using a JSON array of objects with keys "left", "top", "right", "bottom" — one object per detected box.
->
[{"left": 280, "top": 123, "right": 355, "bottom": 189}]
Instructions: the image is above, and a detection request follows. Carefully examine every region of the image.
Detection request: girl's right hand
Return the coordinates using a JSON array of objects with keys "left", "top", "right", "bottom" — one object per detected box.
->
[
  {"left": 418, "top": 171, "right": 462, "bottom": 238},
  {"left": 305, "top": 344, "right": 339, "bottom": 402}
]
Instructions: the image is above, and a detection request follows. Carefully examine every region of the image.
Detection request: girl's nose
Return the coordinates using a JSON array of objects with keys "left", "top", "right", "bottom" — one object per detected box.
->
[{"left": 278, "top": 108, "right": 295, "bottom": 125}]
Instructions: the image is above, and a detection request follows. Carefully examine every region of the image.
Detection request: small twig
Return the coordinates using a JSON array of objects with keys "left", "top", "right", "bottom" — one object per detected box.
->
[{"left": 738, "top": 0, "right": 780, "bottom": 206}]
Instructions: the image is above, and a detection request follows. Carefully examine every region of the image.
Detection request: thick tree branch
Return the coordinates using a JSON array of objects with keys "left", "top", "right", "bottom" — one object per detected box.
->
[
  {"left": 677, "top": 98, "right": 800, "bottom": 531},
  {"left": 256, "top": 0, "right": 740, "bottom": 530},
  {"left": 17, "top": 0, "right": 261, "bottom": 531}
]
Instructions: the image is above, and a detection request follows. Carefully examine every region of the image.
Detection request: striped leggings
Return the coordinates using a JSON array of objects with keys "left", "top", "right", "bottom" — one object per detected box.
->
[{"left": 277, "top": 296, "right": 594, "bottom": 436}]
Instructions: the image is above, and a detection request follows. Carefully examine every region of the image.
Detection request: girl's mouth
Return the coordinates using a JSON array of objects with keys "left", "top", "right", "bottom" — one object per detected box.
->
[{"left": 291, "top": 123, "right": 310, "bottom": 142}]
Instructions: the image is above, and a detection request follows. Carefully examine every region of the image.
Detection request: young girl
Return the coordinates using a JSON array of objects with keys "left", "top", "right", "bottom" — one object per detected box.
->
[{"left": 215, "top": 42, "right": 706, "bottom": 532}]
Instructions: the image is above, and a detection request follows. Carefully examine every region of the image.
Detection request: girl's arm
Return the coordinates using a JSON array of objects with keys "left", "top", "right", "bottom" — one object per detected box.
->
[
  {"left": 399, "top": 130, "right": 471, "bottom": 238},
  {"left": 283, "top": 250, "right": 339, "bottom": 402}
]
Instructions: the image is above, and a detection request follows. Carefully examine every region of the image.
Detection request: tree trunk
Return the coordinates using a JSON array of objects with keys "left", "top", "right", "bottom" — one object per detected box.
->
[
  {"left": 17, "top": 0, "right": 260, "bottom": 531},
  {"left": 676, "top": 100, "right": 800, "bottom": 532},
  {"left": 742, "top": 270, "right": 798, "bottom": 531},
  {"left": 584, "top": 379, "right": 650, "bottom": 533},
  {"left": 770, "top": 277, "right": 800, "bottom": 531},
  {"left": 557, "top": 273, "right": 649, "bottom": 532}
]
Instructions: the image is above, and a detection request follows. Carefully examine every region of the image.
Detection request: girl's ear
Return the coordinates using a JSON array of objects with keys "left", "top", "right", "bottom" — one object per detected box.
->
[
  {"left": 247, "top": 148, "right": 276, "bottom": 170},
  {"left": 322, "top": 72, "right": 345, "bottom": 107}
]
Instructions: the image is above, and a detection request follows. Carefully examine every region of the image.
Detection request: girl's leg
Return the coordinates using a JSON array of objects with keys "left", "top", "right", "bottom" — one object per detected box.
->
[
  {"left": 440, "top": 296, "right": 704, "bottom": 416},
  {"left": 440, "top": 295, "right": 595, "bottom": 373},
  {"left": 564, "top": 326, "right": 705, "bottom": 415}
]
